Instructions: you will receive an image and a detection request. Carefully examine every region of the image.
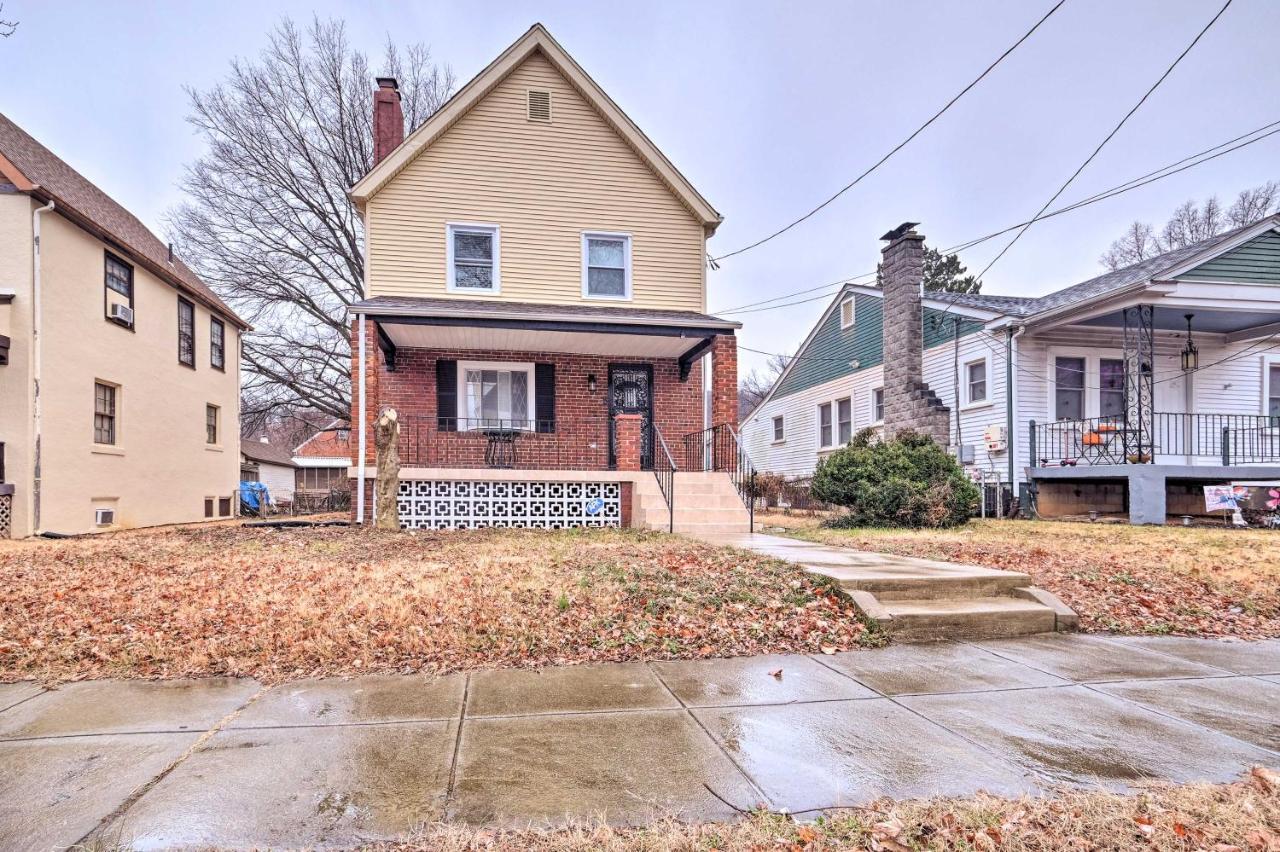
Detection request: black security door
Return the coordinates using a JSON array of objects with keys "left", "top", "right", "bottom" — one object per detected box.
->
[{"left": 607, "top": 364, "right": 654, "bottom": 469}]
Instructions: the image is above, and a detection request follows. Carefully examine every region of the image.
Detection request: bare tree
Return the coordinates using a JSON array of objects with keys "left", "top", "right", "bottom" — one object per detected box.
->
[
  {"left": 0, "top": 3, "right": 17, "bottom": 37},
  {"left": 1099, "top": 221, "right": 1161, "bottom": 270},
  {"left": 1227, "top": 180, "right": 1279, "bottom": 226},
  {"left": 169, "top": 17, "right": 454, "bottom": 422},
  {"left": 1100, "top": 182, "right": 1279, "bottom": 271},
  {"left": 739, "top": 351, "right": 791, "bottom": 419}
]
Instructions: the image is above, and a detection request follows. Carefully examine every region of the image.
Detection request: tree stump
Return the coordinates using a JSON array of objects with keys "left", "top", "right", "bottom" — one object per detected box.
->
[{"left": 374, "top": 407, "right": 401, "bottom": 530}]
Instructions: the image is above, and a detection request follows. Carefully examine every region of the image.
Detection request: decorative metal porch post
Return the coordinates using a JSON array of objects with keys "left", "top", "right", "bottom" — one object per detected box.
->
[{"left": 1122, "top": 305, "right": 1155, "bottom": 463}]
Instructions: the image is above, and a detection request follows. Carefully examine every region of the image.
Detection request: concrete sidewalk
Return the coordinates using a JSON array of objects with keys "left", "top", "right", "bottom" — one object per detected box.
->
[{"left": 2, "top": 635, "right": 1279, "bottom": 850}]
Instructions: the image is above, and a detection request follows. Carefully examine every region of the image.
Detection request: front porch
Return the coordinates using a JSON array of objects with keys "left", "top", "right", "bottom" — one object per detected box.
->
[{"left": 349, "top": 296, "right": 752, "bottom": 531}]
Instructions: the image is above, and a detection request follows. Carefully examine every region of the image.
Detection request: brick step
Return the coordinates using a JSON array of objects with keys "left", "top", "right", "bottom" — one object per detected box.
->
[{"left": 878, "top": 597, "right": 1058, "bottom": 642}]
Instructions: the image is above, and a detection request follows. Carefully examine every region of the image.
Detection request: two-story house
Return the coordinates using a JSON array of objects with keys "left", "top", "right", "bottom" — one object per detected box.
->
[
  {"left": 347, "top": 25, "right": 750, "bottom": 532},
  {"left": 0, "top": 113, "right": 246, "bottom": 537}
]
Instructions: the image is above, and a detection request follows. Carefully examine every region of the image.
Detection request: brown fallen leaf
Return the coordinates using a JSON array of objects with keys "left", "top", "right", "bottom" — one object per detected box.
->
[
  {"left": 768, "top": 668, "right": 783, "bottom": 679},
  {"left": 1251, "top": 766, "right": 1279, "bottom": 794}
]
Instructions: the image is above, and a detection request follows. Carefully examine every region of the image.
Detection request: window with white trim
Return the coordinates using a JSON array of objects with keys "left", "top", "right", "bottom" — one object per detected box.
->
[
  {"left": 964, "top": 358, "right": 988, "bottom": 406},
  {"left": 817, "top": 402, "right": 833, "bottom": 448},
  {"left": 447, "top": 223, "right": 500, "bottom": 292},
  {"left": 1054, "top": 356, "right": 1086, "bottom": 420},
  {"left": 582, "top": 232, "right": 631, "bottom": 299},
  {"left": 459, "top": 361, "right": 533, "bottom": 429},
  {"left": 836, "top": 397, "right": 852, "bottom": 444},
  {"left": 1266, "top": 358, "right": 1280, "bottom": 418},
  {"left": 871, "top": 387, "right": 884, "bottom": 423},
  {"left": 1099, "top": 358, "right": 1126, "bottom": 419},
  {"left": 772, "top": 415, "right": 784, "bottom": 442},
  {"left": 840, "top": 296, "right": 855, "bottom": 329}
]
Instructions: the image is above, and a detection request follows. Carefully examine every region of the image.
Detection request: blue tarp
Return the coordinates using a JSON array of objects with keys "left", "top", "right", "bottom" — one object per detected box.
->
[{"left": 239, "top": 481, "right": 271, "bottom": 514}]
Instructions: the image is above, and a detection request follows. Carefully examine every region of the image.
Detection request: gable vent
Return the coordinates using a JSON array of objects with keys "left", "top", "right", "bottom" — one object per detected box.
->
[{"left": 527, "top": 89, "right": 552, "bottom": 122}]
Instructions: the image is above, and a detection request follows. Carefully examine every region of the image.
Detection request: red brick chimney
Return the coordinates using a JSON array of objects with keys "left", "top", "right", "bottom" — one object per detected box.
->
[{"left": 373, "top": 77, "right": 404, "bottom": 165}]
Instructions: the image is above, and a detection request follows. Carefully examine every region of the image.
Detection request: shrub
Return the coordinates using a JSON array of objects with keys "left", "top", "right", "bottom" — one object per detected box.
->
[{"left": 810, "top": 428, "right": 979, "bottom": 528}]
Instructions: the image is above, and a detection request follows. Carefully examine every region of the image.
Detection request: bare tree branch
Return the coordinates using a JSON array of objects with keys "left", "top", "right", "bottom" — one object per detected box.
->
[
  {"left": 0, "top": 3, "right": 17, "bottom": 37},
  {"left": 169, "top": 16, "right": 454, "bottom": 422}
]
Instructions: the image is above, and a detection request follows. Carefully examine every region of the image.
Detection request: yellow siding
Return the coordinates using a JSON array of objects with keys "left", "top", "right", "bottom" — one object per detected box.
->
[{"left": 366, "top": 51, "right": 707, "bottom": 311}]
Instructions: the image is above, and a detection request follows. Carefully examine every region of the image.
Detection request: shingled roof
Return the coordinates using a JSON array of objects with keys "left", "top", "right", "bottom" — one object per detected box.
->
[{"left": 0, "top": 112, "right": 246, "bottom": 328}]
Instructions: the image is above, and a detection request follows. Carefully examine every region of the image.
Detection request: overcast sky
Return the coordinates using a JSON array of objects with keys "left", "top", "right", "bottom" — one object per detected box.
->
[{"left": 2, "top": 0, "right": 1277, "bottom": 377}]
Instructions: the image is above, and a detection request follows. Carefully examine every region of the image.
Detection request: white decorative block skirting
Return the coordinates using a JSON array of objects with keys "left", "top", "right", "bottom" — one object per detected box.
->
[
  {"left": 0, "top": 494, "right": 10, "bottom": 539},
  {"left": 397, "top": 480, "right": 622, "bottom": 530}
]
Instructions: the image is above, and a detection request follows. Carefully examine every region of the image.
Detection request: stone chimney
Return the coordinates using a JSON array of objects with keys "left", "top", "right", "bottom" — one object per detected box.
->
[
  {"left": 373, "top": 77, "right": 404, "bottom": 165},
  {"left": 880, "top": 222, "right": 951, "bottom": 446}
]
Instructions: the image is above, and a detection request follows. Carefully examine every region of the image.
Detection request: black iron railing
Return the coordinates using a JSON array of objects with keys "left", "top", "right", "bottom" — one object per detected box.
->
[
  {"left": 1031, "top": 413, "right": 1280, "bottom": 467},
  {"left": 682, "top": 422, "right": 757, "bottom": 532},
  {"left": 652, "top": 426, "right": 677, "bottom": 533}
]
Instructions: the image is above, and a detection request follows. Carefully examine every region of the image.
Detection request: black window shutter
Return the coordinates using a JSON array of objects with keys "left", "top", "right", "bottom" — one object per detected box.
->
[
  {"left": 436, "top": 359, "right": 457, "bottom": 431},
  {"left": 535, "top": 363, "right": 556, "bottom": 433}
]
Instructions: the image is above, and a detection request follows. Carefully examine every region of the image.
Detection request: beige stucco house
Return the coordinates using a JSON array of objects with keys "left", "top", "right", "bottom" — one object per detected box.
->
[{"left": 0, "top": 113, "right": 246, "bottom": 537}]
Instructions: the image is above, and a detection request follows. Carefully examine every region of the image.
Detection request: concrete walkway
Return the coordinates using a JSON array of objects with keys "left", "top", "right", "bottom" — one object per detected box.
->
[
  {"left": 2, "top": 635, "right": 1279, "bottom": 850},
  {"left": 695, "top": 532, "right": 1077, "bottom": 639}
]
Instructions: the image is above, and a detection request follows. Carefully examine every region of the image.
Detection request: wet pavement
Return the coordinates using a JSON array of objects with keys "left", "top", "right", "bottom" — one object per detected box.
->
[{"left": 1, "top": 634, "right": 1278, "bottom": 849}]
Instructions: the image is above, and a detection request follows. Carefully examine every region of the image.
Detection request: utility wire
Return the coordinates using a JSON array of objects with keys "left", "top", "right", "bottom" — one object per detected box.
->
[
  {"left": 709, "top": 0, "right": 1068, "bottom": 263},
  {"left": 713, "top": 117, "right": 1280, "bottom": 316},
  {"left": 968, "top": 0, "right": 1235, "bottom": 283}
]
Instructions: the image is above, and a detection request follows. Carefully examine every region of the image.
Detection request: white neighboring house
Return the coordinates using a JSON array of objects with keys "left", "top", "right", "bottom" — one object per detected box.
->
[
  {"left": 239, "top": 437, "right": 296, "bottom": 506},
  {"left": 742, "top": 216, "right": 1280, "bottom": 524}
]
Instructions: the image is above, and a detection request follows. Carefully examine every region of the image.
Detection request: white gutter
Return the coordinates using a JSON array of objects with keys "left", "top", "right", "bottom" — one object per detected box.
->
[
  {"left": 356, "top": 312, "right": 367, "bottom": 524},
  {"left": 31, "top": 199, "right": 55, "bottom": 535}
]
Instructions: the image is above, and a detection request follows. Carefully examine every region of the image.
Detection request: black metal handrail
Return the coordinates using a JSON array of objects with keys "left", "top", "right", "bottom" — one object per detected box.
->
[
  {"left": 682, "top": 422, "right": 757, "bottom": 532},
  {"left": 652, "top": 426, "right": 677, "bottom": 533},
  {"left": 1030, "top": 412, "right": 1280, "bottom": 467}
]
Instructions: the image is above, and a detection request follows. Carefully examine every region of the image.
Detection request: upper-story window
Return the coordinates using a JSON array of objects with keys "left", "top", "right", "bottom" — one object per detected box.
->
[
  {"left": 104, "top": 252, "right": 134, "bottom": 327},
  {"left": 210, "top": 318, "right": 226, "bottom": 371},
  {"left": 447, "top": 223, "right": 500, "bottom": 293},
  {"left": 178, "top": 297, "right": 195, "bottom": 367},
  {"left": 582, "top": 232, "right": 631, "bottom": 300},
  {"left": 963, "top": 357, "right": 989, "bottom": 407}
]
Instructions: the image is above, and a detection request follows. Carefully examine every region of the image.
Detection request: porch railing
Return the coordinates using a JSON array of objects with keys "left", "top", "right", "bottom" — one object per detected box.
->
[
  {"left": 683, "top": 423, "right": 757, "bottom": 532},
  {"left": 1031, "top": 413, "right": 1280, "bottom": 467},
  {"left": 652, "top": 427, "right": 677, "bottom": 533}
]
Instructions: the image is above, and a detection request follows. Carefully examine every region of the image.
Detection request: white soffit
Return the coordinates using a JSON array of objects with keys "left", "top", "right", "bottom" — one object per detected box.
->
[{"left": 381, "top": 323, "right": 703, "bottom": 358}]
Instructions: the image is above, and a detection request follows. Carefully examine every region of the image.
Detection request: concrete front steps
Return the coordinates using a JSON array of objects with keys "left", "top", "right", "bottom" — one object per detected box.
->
[
  {"left": 636, "top": 471, "right": 752, "bottom": 534},
  {"left": 840, "top": 561, "right": 1079, "bottom": 642}
]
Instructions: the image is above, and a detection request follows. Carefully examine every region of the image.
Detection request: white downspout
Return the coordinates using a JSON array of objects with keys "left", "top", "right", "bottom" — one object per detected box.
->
[
  {"left": 31, "top": 199, "right": 55, "bottom": 535},
  {"left": 356, "top": 312, "right": 367, "bottom": 524}
]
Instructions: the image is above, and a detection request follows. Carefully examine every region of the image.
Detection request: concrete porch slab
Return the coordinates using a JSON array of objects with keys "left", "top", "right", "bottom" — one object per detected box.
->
[
  {"left": 693, "top": 699, "right": 1037, "bottom": 812},
  {"left": 102, "top": 721, "right": 457, "bottom": 849},
  {"left": 0, "top": 733, "right": 197, "bottom": 851},
  {"left": 448, "top": 709, "right": 758, "bottom": 826},
  {"left": 0, "top": 682, "right": 43, "bottom": 714},
  {"left": 0, "top": 678, "right": 259, "bottom": 740},
  {"left": 650, "top": 654, "right": 876, "bottom": 707},
  {"left": 975, "top": 634, "right": 1228, "bottom": 682},
  {"left": 819, "top": 642, "right": 1069, "bottom": 695},
  {"left": 466, "top": 662, "right": 678, "bottom": 717},
  {"left": 1110, "top": 637, "right": 1280, "bottom": 675},
  {"left": 230, "top": 673, "right": 465, "bottom": 729},
  {"left": 1093, "top": 676, "right": 1280, "bottom": 752},
  {"left": 899, "top": 685, "right": 1276, "bottom": 788}
]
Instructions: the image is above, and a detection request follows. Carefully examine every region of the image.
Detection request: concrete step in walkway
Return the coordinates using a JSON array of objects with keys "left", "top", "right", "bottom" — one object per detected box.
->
[{"left": 691, "top": 532, "right": 1077, "bottom": 642}]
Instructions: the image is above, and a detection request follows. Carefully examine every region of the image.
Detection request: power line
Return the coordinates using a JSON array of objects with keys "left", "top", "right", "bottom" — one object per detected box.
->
[
  {"left": 969, "top": 0, "right": 1234, "bottom": 283},
  {"left": 713, "top": 117, "right": 1280, "bottom": 316},
  {"left": 709, "top": 0, "right": 1068, "bottom": 263}
]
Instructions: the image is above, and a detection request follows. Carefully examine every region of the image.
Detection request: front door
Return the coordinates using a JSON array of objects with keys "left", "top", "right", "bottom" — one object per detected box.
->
[{"left": 608, "top": 364, "right": 653, "bottom": 469}]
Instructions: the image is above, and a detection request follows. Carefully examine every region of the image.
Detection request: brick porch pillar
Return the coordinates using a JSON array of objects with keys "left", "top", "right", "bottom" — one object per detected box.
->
[
  {"left": 614, "top": 413, "right": 643, "bottom": 471},
  {"left": 710, "top": 334, "right": 738, "bottom": 428},
  {"left": 349, "top": 316, "right": 383, "bottom": 520}
]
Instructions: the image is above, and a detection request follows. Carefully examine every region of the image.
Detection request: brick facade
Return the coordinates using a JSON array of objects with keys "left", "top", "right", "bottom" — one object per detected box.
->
[
  {"left": 880, "top": 226, "right": 951, "bottom": 446},
  {"left": 350, "top": 339, "right": 738, "bottom": 473}
]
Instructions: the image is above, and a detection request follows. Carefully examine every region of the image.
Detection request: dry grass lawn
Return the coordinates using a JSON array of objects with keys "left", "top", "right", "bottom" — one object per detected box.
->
[
  {"left": 0, "top": 525, "right": 874, "bottom": 684},
  {"left": 767, "top": 514, "right": 1280, "bottom": 638},
  {"left": 372, "top": 768, "right": 1280, "bottom": 851}
]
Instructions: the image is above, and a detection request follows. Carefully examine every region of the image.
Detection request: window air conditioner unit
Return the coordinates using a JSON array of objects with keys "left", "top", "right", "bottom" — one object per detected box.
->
[
  {"left": 94, "top": 507, "right": 115, "bottom": 526},
  {"left": 108, "top": 303, "right": 134, "bottom": 326}
]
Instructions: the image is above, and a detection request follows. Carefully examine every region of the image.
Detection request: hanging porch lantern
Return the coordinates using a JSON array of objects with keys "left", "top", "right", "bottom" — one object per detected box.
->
[{"left": 1180, "top": 313, "right": 1199, "bottom": 372}]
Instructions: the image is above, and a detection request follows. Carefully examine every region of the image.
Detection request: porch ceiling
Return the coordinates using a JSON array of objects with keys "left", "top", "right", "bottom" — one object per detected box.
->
[
  {"left": 379, "top": 322, "right": 703, "bottom": 358},
  {"left": 1078, "top": 305, "right": 1280, "bottom": 334}
]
